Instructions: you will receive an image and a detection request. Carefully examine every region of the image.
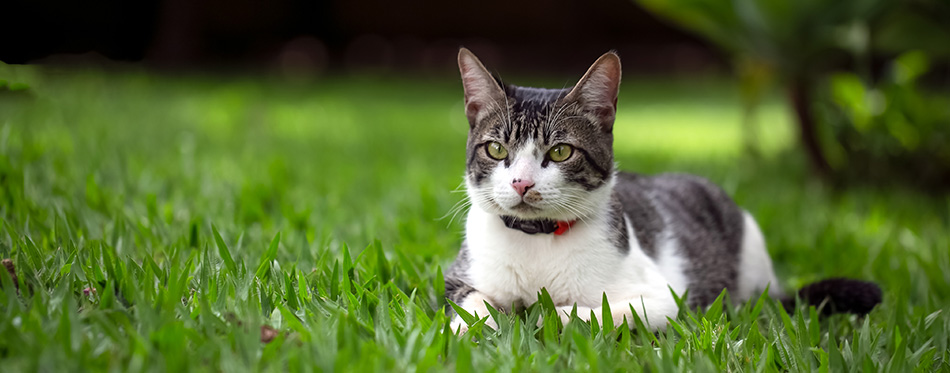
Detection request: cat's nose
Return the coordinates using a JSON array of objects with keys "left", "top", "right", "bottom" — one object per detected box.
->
[{"left": 511, "top": 179, "right": 535, "bottom": 196}]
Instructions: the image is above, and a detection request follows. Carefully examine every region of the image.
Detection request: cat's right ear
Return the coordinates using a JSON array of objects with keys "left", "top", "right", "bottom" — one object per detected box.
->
[
  {"left": 563, "top": 51, "right": 621, "bottom": 133},
  {"left": 458, "top": 48, "right": 506, "bottom": 128}
]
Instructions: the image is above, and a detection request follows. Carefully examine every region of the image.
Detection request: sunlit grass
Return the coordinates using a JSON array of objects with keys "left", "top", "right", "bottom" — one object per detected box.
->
[
  {"left": 615, "top": 101, "right": 794, "bottom": 160},
  {"left": 0, "top": 66, "right": 948, "bottom": 371}
]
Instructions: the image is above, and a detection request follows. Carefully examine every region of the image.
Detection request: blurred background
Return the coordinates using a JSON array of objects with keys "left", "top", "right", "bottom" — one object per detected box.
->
[
  {"left": 1, "top": 0, "right": 949, "bottom": 255},
  {"left": 0, "top": 0, "right": 718, "bottom": 73},
  {"left": 2, "top": 0, "right": 949, "bottom": 189}
]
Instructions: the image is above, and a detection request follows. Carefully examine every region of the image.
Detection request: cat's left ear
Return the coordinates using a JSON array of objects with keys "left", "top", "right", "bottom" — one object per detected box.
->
[{"left": 563, "top": 52, "right": 621, "bottom": 132}]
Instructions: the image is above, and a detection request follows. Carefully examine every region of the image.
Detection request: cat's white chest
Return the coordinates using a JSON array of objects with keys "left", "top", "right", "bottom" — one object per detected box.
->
[{"left": 464, "top": 207, "right": 628, "bottom": 308}]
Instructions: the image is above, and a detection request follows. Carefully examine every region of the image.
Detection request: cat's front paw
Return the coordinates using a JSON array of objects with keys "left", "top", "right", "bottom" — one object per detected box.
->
[
  {"left": 450, "top": 316, "right": 470, "bottom": 334},
  {"left": 449, "top": 291, "right": 499, "bottom": 334},
  {"left": 449, "top": 315, "right": 498, "bottom": 334}
]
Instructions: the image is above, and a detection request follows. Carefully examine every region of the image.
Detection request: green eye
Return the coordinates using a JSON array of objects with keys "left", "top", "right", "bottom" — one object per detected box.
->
[
  {"left": 486, "top": 141, "right": 508, "bottom": 160},
  {"left": 548, "top": 144, "right": 573, "bottom": 162}
]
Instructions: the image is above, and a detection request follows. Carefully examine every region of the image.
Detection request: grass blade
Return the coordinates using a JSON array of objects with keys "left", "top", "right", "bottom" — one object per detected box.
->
[
  {"left": 211, "top": 224, "right": 239, "bottom": 277},
  {"left": 255, "top": 232, "right": 281, "bottom": 279}
]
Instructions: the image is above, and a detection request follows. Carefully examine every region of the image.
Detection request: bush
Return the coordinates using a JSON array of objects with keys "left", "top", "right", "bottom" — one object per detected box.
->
[{"left": 817, "top": 51, "right": 950, "bottom": 189}]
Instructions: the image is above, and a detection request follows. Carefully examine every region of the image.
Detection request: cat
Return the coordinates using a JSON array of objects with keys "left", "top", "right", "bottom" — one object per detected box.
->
[{"left": 444, "top": 48, "right": 881, "bottom": 333}]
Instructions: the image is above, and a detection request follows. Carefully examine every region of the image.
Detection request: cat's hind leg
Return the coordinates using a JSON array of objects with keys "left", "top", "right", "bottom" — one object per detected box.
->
[
  {"left": 555, "top": 285, "right": 678, "bottom": 332},
  {"left": 735, "top": 211, "right": 782, "bottom": 301}
]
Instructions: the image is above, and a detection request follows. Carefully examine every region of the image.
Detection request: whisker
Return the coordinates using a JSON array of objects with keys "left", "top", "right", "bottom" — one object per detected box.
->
[
  {"left": 548, "top": 102, "right": 577, "bottom": 129},
  {"left": 551, "top": 114, "right": 585, "bottom": 128},
  {"left": 440, "top": 197, "right": 471, "bottom": 223}
]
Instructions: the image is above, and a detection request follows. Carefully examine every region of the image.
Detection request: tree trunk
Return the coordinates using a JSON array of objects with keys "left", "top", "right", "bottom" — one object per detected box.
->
[{"left": 788, "top": 78, "right": 831, "bottom": 177}]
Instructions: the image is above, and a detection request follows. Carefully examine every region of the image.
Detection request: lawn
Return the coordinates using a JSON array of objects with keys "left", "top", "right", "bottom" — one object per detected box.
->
[{"left": 1, "top": 65, "right": 948, "bottom": 371}]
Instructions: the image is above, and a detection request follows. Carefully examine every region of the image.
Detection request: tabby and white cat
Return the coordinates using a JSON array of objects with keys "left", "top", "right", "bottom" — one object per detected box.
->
[{"left": 445, "top": 48, "right": 880, "bottom": 333}]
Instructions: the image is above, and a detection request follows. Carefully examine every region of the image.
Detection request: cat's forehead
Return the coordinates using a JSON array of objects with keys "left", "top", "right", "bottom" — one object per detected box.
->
[
  {"left": 479, "top": 85, "right": 576, "bottom": 146},
  {"left": 507, "top": 86, "right": 570, "bottom": 109}
]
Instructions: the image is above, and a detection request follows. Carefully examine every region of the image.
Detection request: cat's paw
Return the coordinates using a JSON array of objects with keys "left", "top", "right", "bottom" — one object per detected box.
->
[
  {"left": 450, "top": 316, "right": 470, "bottom": 334},
  {"left": 449, "top": 315, "right": 497, "bottom": 334},
  {"left": 449, "top": 291, "right": 500, "bottom": 334}
]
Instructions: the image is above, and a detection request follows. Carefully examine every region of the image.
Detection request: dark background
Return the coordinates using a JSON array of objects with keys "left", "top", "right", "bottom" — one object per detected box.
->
[{"left": 0, "top": 0, "right": 723, "bottom": 74}]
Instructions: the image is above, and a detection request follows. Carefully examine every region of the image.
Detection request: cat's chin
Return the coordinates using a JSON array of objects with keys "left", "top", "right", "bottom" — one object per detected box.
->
[
  {"left": 503, "top": 203, "right": 543, "bottom": 218},
  {"left": 499, "top": 203, "right": 577, "bottom": 221},
  {"left": 473, "top": 198, "right": 577, "bottom": 220}
]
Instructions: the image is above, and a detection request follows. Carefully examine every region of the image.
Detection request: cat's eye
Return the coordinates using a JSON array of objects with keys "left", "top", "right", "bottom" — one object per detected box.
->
[
  {"left": 548, "top": 144, "right": 573, "bottom": 162},
  {"left": 486, "top": 141, "right": 508, "bottom": 160}
]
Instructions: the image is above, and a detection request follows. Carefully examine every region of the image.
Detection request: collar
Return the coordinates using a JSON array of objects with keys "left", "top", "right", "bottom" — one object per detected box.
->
[{"left": 500, "top": 216, "right": 576, "bottom": 236}]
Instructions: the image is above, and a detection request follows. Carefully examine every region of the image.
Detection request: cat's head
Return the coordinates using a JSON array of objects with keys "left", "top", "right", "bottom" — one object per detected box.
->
[{"left": 458, "top": 48, "right": 621, "bottom": 220}]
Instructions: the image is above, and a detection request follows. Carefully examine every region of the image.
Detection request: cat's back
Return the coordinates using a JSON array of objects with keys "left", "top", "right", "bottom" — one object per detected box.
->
[
  {"left": 614, "top": 171, "right": 744, "bottom": 245},
  {"left": 622, "top": 172, "right": 741, "bottom": 226},
  {"left": 613, "top": 171, "right": 746, "bottom": 304}
]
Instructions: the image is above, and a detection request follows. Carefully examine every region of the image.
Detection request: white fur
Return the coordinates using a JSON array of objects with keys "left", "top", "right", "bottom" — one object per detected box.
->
[
  {"left": 453, "top": 135, "right": 684, "bottom": 333},
  {"left": 454, "top": 163, "right": 681, "bottom": 332},
  {"left": 453, "top": 138, "right": 776, "bottom": 333},
  {"left": 735, "top": 211, "right": 781, "bottom": 300},
  {"left": 454, "top": 181, "right": 780, "bottom": 334},
  {"left": 652, "top": 227, "right": 689, "bottom": 298},
  {"left": 456, "top": 198, "right": 679, "bottom": 332}
]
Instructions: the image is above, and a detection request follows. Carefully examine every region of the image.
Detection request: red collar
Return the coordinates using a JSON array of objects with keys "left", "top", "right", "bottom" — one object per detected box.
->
[{"left": 553, "top": 220, "right": 576, "bottom": 235}]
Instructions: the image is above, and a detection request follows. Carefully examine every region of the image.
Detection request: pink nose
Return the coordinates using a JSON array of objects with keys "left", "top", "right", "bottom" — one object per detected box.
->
[{"left": 511, "top": 179, "right": 535, "bottom": 196}]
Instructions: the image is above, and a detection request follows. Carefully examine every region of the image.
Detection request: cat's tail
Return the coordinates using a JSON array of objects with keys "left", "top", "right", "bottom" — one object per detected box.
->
[{"left": 781, "top": 278, "right": 882, "bottom": 315}]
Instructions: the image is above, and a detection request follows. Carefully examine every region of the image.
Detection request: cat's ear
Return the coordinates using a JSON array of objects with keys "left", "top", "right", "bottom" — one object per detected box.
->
[
  {"left": 563, "top": 51, "right": 621, "bottom": 132},
  {"left": 458, "top": 48, "right": 506, "bottom": 127}
]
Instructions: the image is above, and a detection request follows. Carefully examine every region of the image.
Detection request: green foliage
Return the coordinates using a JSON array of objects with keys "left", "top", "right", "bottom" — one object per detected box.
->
[
  {"left": 0, "top": 69, "right": 948, "bottom": 371},
  {"left": 875, "top": 0, "right": 950, "bottom": 59},
  {"left": 818, "top": 51, "right": 950, "bottom": 187},
  {"left": 632, "top": 0, "right": 896, "bottom": 167},
  {"left": 634, "top": 0, "right": 950, "bottom": 187},
  {"left": 634, "top": 0, "right": 891, "bottom": 77}
]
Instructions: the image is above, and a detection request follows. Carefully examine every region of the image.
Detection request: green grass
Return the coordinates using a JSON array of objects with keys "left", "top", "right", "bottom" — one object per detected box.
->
[{"left": 1, "top": 65, "right": 948, "bottom": 372}]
